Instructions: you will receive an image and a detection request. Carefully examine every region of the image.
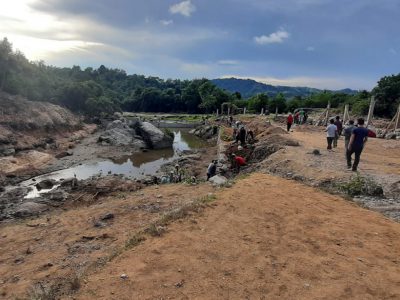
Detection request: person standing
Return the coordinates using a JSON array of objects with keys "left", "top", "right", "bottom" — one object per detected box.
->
[
  {"left": 347, "top": 118, "right": 369, "bottom": 171},
  {"left": 343, "top": 120, "right": 355, "bottom": 152},
  {"left": 299, "top": 109, "right": 305, "bottom": 124},
  {"left": 207, "top": 160, "right": 218, "bottom": 180},
  {"left": 287, "top": 113, "right": 294, "bottom": 132},
  {"left": 325, "top": 119, "right": 337, "bottom": 151},
  {"left": 239, "top": 125, "right": 246, "bottom": 145}
]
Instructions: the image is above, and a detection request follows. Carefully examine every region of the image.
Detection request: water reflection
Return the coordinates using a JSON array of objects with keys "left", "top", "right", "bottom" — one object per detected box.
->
[{"left": 22, "top": 129, "right": 206, "bottom": 198}]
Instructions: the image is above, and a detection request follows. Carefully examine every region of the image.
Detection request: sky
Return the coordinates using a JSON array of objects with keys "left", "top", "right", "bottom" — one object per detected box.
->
[{"left": 1, "top": 0, "right": 399, "bottom": 90}]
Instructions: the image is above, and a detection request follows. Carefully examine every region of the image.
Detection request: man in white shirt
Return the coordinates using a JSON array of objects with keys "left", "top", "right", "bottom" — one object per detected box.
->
[{"left": 325, "top": 119, "right": 338, "bottom": 151}]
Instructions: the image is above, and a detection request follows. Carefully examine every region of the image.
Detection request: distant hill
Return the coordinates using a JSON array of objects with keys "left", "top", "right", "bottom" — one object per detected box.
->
[{"left": 212, "top": 78, "right": 358, "bottom": 99}]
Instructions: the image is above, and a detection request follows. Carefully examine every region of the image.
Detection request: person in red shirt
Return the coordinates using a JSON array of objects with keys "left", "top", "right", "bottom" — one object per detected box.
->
[
  {"left": 232, "top": 154, "right": 246, "bottom": 173},
  {"left": 287, "top": 113, "right": 294, "bottom": 132}
]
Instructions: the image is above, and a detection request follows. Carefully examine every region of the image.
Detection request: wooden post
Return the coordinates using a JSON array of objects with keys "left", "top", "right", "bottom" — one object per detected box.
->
[
  {"left": 275, "top": 107, "right": 278, "bottom": 118},
  {"left": 394, "top": 103, "right": 400, "bottom": 131},
  {"left": 324, "top": 102, "right": 331, "bottom": 126},
  {"left": 366, "top": 96, "right": 375, "bottom": 127},
  {"left": 243, "top": 107, "right": 246, "bottom": 115},
  {"left": 260, "top": 108, "right": 264, "bottom": 115},
  {"left": 343, "top": 104, "right": 350, "bottom": 123},
  {"left": 216, "top": 109, "right": 219, "bottom": 116}
]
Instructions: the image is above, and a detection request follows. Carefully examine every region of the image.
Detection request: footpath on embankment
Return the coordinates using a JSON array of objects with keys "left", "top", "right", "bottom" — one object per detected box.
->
[{"left": 76, "top": 173, "right": 400, "bottom": 300}]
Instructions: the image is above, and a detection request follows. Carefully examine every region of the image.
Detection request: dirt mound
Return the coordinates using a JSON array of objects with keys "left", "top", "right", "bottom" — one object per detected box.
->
[
  {"left": 0, "top": 92, "right": 80, "bottom": 130},
  {"left": 0, "top": 92, "right": 83, "bottom": 158},
  {"left": 258, "top": 126, "right": 288, "bottom": 137}
]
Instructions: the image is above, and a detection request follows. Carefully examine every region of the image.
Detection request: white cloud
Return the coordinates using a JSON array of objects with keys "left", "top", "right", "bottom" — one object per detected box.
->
[
  {"left": 254, "top": 29, "right": 289, "bottom": 45},
  {"left": 160, "top": 20, "right": 174, "bottom": 26},
  {"left": 306, "top": 46, "right": 315, "bottom": 51},
  {"left": 221, "top": 75, "right": 373, "bottom": 90},
  {"left": 389, "top": 48, "right": 397, "bottom": 55},
  {"left": 180, "top": 62, "right": 210, "bottom": 74},
  {"left": 169, "top": 0, "right": 196, "bottom": 17},
  {"left": 217, "top": 60, "right": 239, "bottom": 66}
]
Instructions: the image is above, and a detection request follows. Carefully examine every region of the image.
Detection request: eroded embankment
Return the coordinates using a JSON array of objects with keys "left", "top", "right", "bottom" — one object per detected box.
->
[{"left": 215, "top": 117, "right": 400, "bottom": 221}]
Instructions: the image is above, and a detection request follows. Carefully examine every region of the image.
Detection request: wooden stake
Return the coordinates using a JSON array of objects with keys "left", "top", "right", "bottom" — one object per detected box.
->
[
  {"left": 343, "top": 104, "right": 350, "bottom": 123},
  {"left": 394, "top": 103, "right": 400, "bottom": 130},
  {"left": 366, "top": 96, "right": 375, "bottom": 127},
  {"left": 324, "top": 102, "right": 331, "bottom": 126}
]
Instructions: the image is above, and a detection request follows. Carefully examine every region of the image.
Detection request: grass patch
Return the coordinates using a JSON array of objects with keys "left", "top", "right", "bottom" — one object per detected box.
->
[{"left": 338, "top": 174, "right": 383, "bottom": 197}]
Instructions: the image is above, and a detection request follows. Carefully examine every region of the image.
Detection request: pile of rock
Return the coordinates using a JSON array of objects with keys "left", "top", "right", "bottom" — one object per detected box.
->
[
  {"left": 190, "top": 125, "right": 218, "bottom": 139},
  {"left": 98, "top": 119, "right": 173, "bottom": 149}
]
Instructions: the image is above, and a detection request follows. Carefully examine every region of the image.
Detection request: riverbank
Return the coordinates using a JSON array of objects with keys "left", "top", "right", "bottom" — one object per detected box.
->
[{"left": 1, "top": 114, "right": 399, "bottom": 299}]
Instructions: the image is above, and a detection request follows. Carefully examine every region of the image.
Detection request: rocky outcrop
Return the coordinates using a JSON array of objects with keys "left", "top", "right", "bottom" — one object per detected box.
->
[
  {"left": 190, "top": 125, "right": 218, "bottom": 139},
  {"left": 136, "top": 122, "right": 173, "bottom": 149},
  {"left": 99, "top": 119, "right": 173, "bottom": 150},
  {"left": 0, "top": 91, "right": 81, "bottom": 157},
  {"left": 98, "top": 120, "right": 146, "bottom": 148}
]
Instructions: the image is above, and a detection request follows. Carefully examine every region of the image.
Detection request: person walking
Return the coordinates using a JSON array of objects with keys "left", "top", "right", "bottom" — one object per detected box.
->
[
  {"left": 347, "top": 118, "right": 369, "bottom": 171},
  {"left": 287, "top": 113, "right": 294, "bottom": 132},
  {"left": 333, "top": 116, "right": 343, "bottom": 148},
  {"left": 343, "top": 120, "right": 355, "bottom": 152},
  {"left": 325, "top": 119, "right": 337, "bottom": 151}
]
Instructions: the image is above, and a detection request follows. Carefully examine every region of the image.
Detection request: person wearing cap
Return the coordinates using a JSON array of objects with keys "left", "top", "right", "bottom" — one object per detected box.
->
[{"left": 207, "top": 160, "right": 218, "bottom": 180}]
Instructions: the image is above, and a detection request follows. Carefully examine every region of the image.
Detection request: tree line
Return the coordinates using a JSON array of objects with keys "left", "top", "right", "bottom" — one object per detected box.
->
[{"left": 0, "top": 38, "right": 399, "bottom": 118}]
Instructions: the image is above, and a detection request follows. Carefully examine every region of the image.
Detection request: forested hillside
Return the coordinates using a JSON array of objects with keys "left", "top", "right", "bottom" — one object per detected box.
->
[
  {"left": 0, "top": 38, "right": 399, "bottom": 117},
  {"left": 212, "top": 78, "right": 357, "bottom": 99}
]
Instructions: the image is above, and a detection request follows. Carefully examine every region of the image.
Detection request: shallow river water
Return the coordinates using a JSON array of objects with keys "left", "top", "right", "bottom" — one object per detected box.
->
[{"left": 22, "top": 129, "right": 207, "bottom": 198}]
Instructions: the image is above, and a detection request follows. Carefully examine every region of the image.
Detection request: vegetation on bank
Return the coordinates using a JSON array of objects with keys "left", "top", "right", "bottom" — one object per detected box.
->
[{"left": 0, "top": 37, "right": 399, "bottom": 118}]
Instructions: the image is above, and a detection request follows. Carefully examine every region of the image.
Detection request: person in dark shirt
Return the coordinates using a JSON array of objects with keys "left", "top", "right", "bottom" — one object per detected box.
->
[
  {"left": 343, "top": 120, "right": 355, "bottom": 152},
  {"left": 333, "top": 116, "right": 343, "bottom": 148},
  {"left": 347, "top": 118, "right": 369, "bottom": 171},
  {"left": 207, "top": 160, "right": 218, "bottom": 180}
]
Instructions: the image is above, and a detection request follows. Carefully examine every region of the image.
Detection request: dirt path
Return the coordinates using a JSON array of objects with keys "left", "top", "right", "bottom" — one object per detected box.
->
[
  {"left": 76, "top": 173, "right": 400, "bottom": 299},
  {"left": 290, "top": 126, "right": 400, "bottom": 176}
]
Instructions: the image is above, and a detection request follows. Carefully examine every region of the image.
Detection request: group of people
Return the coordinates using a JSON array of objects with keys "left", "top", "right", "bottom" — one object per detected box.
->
[
  {"left": 325, "top": 116, "right": 369, "bottom": 172},
  {"left": 232, "top": 120, "right": 255, "bottom": 145},
  {"left": 286, "top": 110, "right": 309, "bottom": 131},
  {"left": 160, "top": 164, "right": 184, "bottom": 184}
]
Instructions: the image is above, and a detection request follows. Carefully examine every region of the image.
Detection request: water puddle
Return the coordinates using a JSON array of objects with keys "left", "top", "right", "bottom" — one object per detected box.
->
[{"left": 21, "top": 129, "right": 207, "bottom": 198}]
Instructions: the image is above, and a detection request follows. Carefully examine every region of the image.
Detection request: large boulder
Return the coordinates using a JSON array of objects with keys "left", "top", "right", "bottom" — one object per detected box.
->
[
  {"left": 36, "top": 179, "right": 57, "bottom": 190},
  {"left": 137, "top": 122, "right": 173, "bottom": 149},
  {"left": 13, "top": 201, "right": 49, "bottom": 218},
  {"left": 98, "top": 120, "right": 146, "bottom": 148},
  {"left": 209, "top": 175, "right": 228, "bottom": 186}
]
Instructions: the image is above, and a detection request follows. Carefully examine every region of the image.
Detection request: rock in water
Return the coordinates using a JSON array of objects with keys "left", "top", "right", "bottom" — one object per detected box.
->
[
  {"left": 36, "top": 179, "right": 57, "bottom": 190},
  {"left": 137, "top": 122, "right": 173, "bottom": 149},
  {"left": 98, "top": 120, "right": 146, "bottom": 148}
]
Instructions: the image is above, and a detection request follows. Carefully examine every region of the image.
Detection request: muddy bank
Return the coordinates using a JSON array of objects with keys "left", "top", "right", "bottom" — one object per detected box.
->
[{"left": 0, "top": 123, "right": 214, "bottom": 222}]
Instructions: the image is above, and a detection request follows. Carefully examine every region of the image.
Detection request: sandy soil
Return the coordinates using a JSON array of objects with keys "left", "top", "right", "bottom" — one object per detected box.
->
[
  {"left": 75, "top": 173, "right": 400, "bottom": 299},
  {"left": 0, "top": 183, "right": 215, "bottom": 299}
]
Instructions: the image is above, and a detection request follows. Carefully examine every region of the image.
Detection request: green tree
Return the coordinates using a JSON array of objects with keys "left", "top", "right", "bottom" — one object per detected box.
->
[
  {"left": 269, "top": 93, "right": 287, "bottom": 113},
  {"left": 373, "top": 74, "right": 400, "bottom": 117},
  {"left": 247, "top": 94, "right": 269, "bottom": 113}
]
